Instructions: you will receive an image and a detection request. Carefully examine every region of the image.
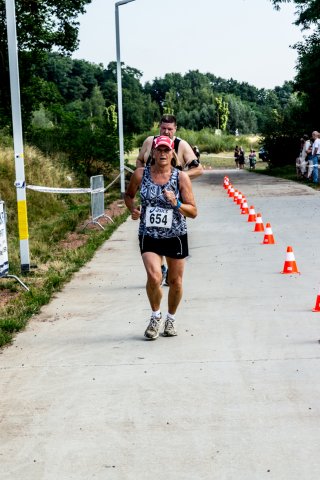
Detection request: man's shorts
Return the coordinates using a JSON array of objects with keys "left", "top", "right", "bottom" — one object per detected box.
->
[{"left": 139, "top": 234, "right": 189, "bottom": 259}]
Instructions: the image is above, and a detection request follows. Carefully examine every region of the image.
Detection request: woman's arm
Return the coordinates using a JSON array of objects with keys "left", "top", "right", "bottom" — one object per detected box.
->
[
  {"left": 164, "top": 171, "right": 197, "bottom": 219},
  {"left": 124, "top": 169, "right": 143, "bottom": 220}
]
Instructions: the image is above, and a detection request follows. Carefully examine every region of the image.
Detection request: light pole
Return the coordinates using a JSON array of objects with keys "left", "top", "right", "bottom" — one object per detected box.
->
[
  {"left": 115, "top": 0, "right": 136, "bottom": 197},
  {"left": 5, "top": 0, "right": 30, "bottom": 272}
]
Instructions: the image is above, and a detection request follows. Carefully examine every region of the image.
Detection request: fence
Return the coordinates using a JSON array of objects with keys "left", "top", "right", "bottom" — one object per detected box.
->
[
  {"left": 83, "top": 175, "right": 113, "bottom": 230},
  {"left": 27, "top": 169, "right": 135, "bottom": 230},
  {"left": 5, "top": 167, "right": 135, "bottom": 278}
]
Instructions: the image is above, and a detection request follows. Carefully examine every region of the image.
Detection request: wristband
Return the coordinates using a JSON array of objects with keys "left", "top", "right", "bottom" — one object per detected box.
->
[{"left": 174, "top": 199, "right": 182, "bottom": 210}]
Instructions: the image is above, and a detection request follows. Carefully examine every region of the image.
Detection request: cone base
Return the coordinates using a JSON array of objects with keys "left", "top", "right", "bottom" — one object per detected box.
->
[
  {"left": 262, "top": 238, "right": 275, "bottom": 244},
  {"left": 312, "top": 296, "right": 320, "bottom": 311},
  {"left": 281, "top": 270, "right": 300, "bottom": 274}
]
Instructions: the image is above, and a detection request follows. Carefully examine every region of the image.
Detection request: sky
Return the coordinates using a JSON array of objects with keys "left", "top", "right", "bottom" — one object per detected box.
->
[{"left": 73, "top": 0, "right": 303, "bottom": 90}]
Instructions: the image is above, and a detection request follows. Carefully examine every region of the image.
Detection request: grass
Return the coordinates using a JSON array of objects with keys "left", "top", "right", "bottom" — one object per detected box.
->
[
  {"left": 253, "top": 163, "right": 320, "bottom": 190},
  {"left": 127, "top": 144, "right": 266, "bottom": 171},
  {"left": 0, "top": 211, "right": 129, "bottom": 348},
  {"left": 133, "top": 128, "right": 260, "bottom": 154},
  {"left": 0, "top": 145, "right": 129, "bottom": 348}
]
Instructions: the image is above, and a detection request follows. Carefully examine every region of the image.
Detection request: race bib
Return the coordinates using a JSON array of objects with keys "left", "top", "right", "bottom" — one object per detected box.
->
[{"left": 146, "top": 206, "right": 173, "bottom": 229}]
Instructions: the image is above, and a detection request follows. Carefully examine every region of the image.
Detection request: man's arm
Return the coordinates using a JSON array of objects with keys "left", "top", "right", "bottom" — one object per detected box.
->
[
  {"left": 179, "top": 140, "right": 203, "bottom": 179},
  {"left": 136, "top": 136, "right": 153, "bottom": 168}
]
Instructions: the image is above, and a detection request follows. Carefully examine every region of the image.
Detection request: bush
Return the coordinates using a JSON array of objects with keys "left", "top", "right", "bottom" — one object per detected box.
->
[
  {"left": 262, "top": 135, "right": 300, "bottom": 168},
  {"left": 134, "top": 127, "right": 255, "bottom": 153}
]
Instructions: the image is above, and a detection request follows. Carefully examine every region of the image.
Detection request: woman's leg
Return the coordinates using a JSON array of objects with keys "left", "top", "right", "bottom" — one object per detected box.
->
[
  {"left": 141, "top": 252, "right": 163, "bottom": 311},
  {"left": 165, "top": 257, "right": 185, "bottom": 315}
]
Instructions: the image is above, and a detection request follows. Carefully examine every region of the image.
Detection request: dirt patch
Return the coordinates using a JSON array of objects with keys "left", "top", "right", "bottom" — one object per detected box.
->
[
  {"left": 61, "top": 199, "right": 126, "bottom": 249},
  {"left": 0, "top": 289, "right": 19, "bottom": 308}
]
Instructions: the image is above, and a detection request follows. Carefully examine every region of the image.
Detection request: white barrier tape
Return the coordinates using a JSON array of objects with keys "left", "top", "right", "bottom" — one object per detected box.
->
[
  {"left": 27, "top": 185, "right": 93, "bottom": 194},
  {"left": 104, "top": 173, "right": 121, "bottom": 191},
  {"left": 26, "top": 166, "right": 134, "bottom": 195}
]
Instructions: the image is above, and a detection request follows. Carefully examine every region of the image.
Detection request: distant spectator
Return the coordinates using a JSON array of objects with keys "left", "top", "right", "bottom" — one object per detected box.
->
[
  {"left": 311, "top": 131, "right": 320, "bottom": 183},
  {"left": 306, "top": 137, "right": 314, "bottom": 180},
  {"left": 238, "top": 147, "right": 245, "bottom": 169},
  {"left": 299, "top": 134, "right": 311, "bottom": 179},
  {"left": 249, "top": 149, "right": 257, "bottom": 170},
  {"left": 300, "top": 134, "right": 311, "bottom": 177},
  {"left": 234, "top": 145, "right": 240, "bottom": 169}
]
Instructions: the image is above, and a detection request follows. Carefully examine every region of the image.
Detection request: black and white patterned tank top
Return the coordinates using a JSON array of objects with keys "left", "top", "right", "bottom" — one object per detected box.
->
[{"left": 139, "top": 165, "right": 187, "bottom": 239}]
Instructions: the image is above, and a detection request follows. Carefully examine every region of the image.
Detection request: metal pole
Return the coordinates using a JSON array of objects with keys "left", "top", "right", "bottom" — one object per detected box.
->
[
  {"left": 5, "top": 0, "right": 30, "bottom": 272},
  {"left": 115, "top": 0, "right": 136, "bottom": 198}
]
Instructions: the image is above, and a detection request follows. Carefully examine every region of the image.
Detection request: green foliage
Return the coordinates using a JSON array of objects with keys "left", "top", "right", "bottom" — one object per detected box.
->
[
  {"left": 0, "top": 8, "right": 300, "bottom": 177},
  {"left": 215, "top": 97, "right": 229, "bottom": 131},
  {"left": 145, "top": 70, "right": 293, "bottom": 134},
  {"left": 265, "top": 0, "right": 320, "bottom": 165},
  {"left": 0, "top": 1, "right": 91, "bottom": 126},
  {"left": 0, "top": 143, "right": 131, "bottom": 348},
  {"left": 134, "top": 127, "right": 252, "bottom": 154},
  {"left": 259, "top": 93, "right": 305, "bottom": 167}
]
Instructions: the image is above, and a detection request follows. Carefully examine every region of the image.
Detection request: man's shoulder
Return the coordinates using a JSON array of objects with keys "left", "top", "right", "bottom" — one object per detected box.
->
[
  {"left": 143, "top": 135, "right": 155, "bottom": 145},
  {"left": 177, "top": 137, "right": 190, "bottom": 147},
  {"left": 176, "top": 138, "right": 195, "bottom": 154}
]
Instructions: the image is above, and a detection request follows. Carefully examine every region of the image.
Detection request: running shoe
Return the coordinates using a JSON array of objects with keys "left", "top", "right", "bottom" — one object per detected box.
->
[
  {"left": 163, "top": 318, "right": 177, "bottom": 337},
  {"left": 144, "top": 315, "right": 162, "bottom": 340}
]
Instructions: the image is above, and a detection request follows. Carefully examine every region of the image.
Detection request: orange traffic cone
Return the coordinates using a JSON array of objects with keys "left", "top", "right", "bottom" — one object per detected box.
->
[
  {"left": 247, "top": 206, "right": 256, "bottom": 222},
  {"left": 228, "top": 186, "right": 235, "bottom": 197},
  {"left": 240, "top": 196, "right": 247, "bottom": 208},
  {"left": 233, "top": 190, "right": 239, "bottom": 202},
  {"left": 253, "top": 213, "right": 264, "bottom": 232},
  {"left": 281, "top": 246, "right": 300, "bottom": 274},
  {"left": 241, "top": 200, "right": 249, "bottom": 214},
  {"left": 237, "top": 192, "right": 243, "bottom": 205},
  {"left": 312, "top": 287, "right": 320, "bottom": 311},
  {"left": 262, "top": 223, "right": 275, "bottom": 244},
  {"left": 223, "top": 176, "right": 230, "bottom": 188}
]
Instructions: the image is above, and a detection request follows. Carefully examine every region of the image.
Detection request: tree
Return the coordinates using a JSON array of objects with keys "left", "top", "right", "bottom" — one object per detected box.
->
[
  {"left": 264, "top": 0, "right": 320, "bottom": 165},
  {"left": 0, "top": 0, "right": 91, "bottom": 126},
  {"left": 269, "top": 0, "right": 320, "bottom": 128},
  {"left": 270, "top": 0, "right": 320, "bottom": 28},
  {"left": 215, "top": 97, "right": 229, "bottom": 131}
]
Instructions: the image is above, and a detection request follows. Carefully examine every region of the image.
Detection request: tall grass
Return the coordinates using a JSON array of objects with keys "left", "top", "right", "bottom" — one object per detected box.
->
[
  {"left": 0, "top": 143, "right": 129, "bottom": 347},
  {"left": 134, "top": 127, "right": 259, "bottom": 153},
  {"left": 0, "top": 145, "right": 91, "bottom": 270}
]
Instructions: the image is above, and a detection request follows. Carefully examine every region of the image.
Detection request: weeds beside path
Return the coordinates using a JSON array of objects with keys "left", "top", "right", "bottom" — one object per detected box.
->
[{"left": 0, "top": 200, "right": 129, "bottom": 348}]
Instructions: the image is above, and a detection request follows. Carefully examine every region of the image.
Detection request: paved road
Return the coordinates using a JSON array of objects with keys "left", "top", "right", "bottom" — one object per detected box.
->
[{"left": 1, "top": 170, "right": 320, "bottom": 479}]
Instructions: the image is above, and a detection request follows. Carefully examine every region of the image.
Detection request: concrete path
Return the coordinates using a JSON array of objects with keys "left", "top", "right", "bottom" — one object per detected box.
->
[{"left": 1, "top": 170, "right": 320, "bottom": 479}]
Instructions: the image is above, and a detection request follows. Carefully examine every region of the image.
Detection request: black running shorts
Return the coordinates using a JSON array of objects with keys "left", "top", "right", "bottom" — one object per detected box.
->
[{"left": 139, "top": 234, "right": 189, "bottom": 259}]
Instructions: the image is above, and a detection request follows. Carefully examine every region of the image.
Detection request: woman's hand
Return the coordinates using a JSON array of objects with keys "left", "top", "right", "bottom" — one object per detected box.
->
[
  {"left": 131, "top": 206, "right": 141, "bottom": 220},
  {"left": 163, "top": 189, "right": 178, "bottom": 207}
]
